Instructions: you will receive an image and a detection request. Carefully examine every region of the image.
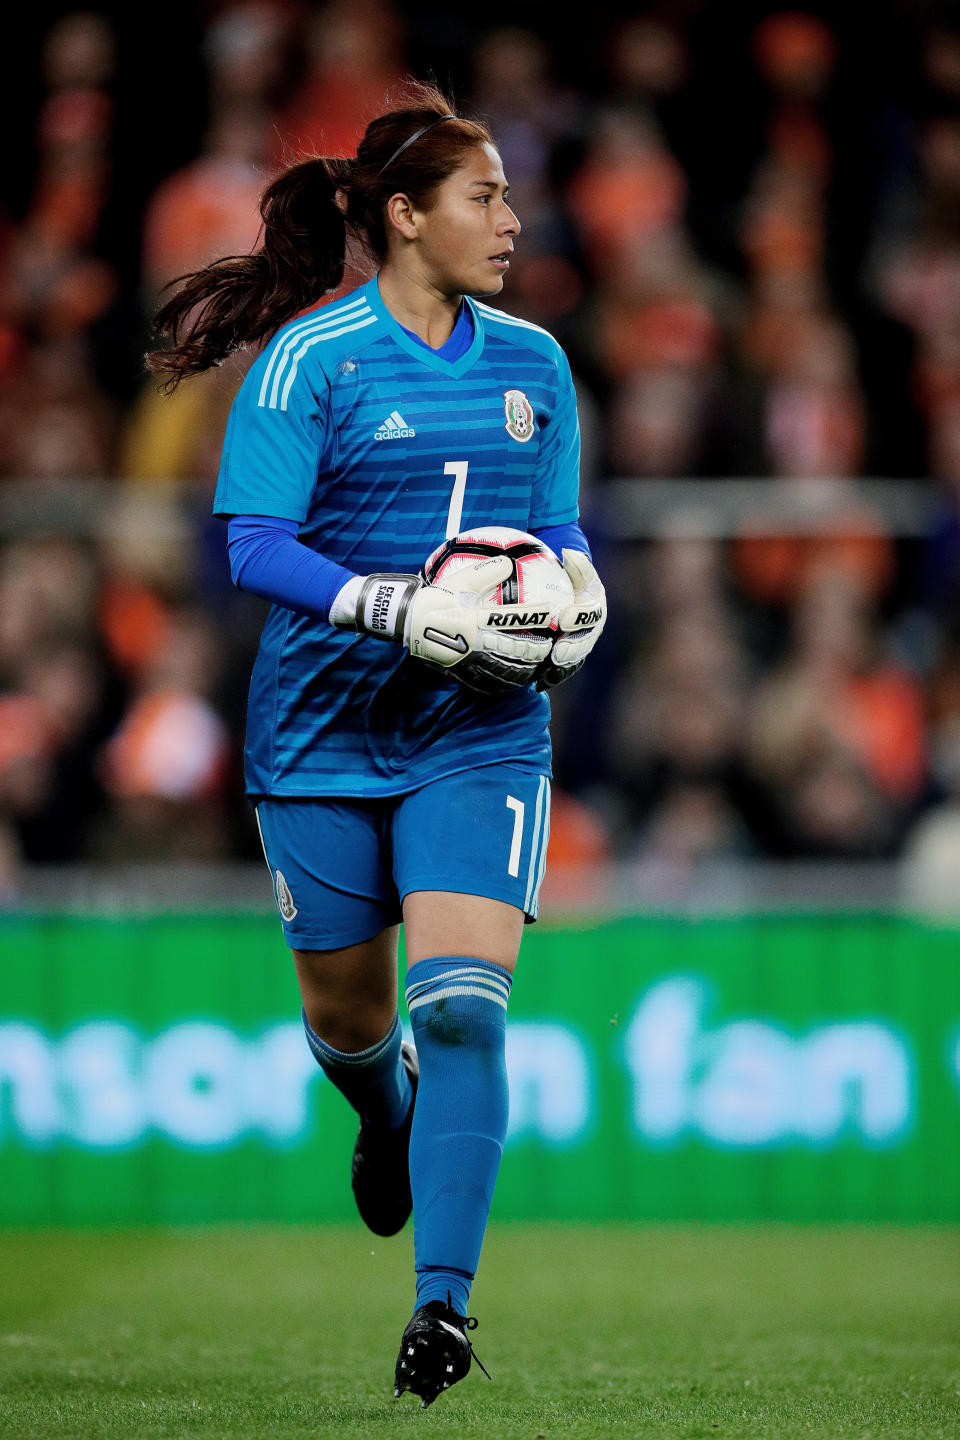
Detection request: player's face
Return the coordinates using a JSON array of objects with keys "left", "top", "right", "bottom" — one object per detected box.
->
[{"left": 418, "top": 143, "right": 520, "bottom": 297}]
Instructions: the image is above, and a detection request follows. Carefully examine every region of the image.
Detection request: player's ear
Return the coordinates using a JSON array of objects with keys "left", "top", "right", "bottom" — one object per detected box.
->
[{"left": 384, "top": 192, "right": 419, "bottom": 242}]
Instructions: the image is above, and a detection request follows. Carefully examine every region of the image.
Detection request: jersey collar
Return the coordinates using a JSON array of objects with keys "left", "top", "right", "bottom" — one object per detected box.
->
[{"left": 364, "top": 276, "right": 485, "bottom": 378}]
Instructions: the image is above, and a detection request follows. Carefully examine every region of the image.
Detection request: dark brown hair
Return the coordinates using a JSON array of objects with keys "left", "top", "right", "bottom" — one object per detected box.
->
[{"left": 146, "top": 82, "right": 491, "bottom": 389}]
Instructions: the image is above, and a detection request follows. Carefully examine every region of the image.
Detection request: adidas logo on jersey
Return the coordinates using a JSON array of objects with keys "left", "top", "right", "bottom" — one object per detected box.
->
[{"left": 374, "top": 410, "right": 415, "bottom": 441}]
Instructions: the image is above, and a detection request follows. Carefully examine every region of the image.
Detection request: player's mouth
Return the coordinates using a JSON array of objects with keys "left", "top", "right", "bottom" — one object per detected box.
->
[{"left": 489, "top": 250, "right": 512, "bottom": 270}]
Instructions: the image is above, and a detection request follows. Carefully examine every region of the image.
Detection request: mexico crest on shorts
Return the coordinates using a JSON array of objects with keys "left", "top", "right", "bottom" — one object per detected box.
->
[
  {"left": 275, "top": 869, "right": 298, "bottom": 921},
  {"left": 504, "top": 388, "right": 535, "bottom": 443}
]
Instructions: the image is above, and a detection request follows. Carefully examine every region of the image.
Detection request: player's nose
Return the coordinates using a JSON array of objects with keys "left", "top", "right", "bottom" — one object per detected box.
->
[{"left": 499, "top": 204, "right": 520, "bottom": 237}]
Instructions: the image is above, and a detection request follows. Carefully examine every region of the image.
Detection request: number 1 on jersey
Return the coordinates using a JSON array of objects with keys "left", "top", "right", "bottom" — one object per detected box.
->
[{"left": 444, "top": 461, "right": 468, "bottom": 538}]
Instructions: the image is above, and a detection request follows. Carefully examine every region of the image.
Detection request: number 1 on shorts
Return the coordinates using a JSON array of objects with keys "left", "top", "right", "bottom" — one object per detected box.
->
[{"left": 506, "top": 795, "right": 524, "bottom": 877}]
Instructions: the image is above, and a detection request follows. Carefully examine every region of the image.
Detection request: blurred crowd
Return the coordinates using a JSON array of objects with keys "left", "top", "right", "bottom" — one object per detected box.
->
[{"left": 5, "top": 1, "right": 960, "bottom": 902}]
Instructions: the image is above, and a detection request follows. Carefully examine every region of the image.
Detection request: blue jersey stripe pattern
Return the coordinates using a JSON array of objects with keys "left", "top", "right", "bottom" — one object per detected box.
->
[{"left": 213, "top": 278, "right": 582, "bottom": 798}]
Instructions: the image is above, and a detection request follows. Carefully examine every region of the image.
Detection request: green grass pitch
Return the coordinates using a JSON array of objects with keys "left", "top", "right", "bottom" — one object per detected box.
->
[{"left": 1, "top": 1224, "right": 957, "bottom": 1439}]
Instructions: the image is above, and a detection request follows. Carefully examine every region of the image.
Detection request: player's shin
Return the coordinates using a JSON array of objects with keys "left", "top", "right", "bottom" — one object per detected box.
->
[
  {"left": 405, "top": 955, "right": 512, "bottom": 1316},
  {"left": 301, "top": 1007, "right": 412, "bottom": 1128}
]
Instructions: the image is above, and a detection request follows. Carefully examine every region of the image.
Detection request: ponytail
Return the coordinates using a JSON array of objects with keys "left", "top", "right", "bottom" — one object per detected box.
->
[
  {"left": 146, "top": 156, "right": 352, "bottom": 390},
  {"left": 146, "top": 82, "right": 491, "bottom": 390}
]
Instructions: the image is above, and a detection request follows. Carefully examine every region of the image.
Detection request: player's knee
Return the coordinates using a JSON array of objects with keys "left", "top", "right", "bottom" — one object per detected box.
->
[
  {"left": 410, "top": 992, "right": 505, "bottom": 1051},
  {"left": 304, "top": 998, "right": 396, "bottom": 1054}
]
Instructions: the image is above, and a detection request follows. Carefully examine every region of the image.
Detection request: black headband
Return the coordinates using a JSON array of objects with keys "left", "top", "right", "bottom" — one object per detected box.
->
[{"left": 377, "top": 114, "right": 456, "bottom": 177}]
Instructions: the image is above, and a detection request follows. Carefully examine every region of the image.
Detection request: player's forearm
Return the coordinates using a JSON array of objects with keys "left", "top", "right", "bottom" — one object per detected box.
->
[{"left": 226, "top": 514, "right": 356, "bottom": 622}]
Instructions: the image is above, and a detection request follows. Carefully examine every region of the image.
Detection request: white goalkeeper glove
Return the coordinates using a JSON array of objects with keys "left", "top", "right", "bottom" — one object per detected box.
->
[
  {"left": 329, "top": 557, "right": 553, "bottom": 694},
  {"left": 536, "top": 549, "right": 608, "bottom": 691}
]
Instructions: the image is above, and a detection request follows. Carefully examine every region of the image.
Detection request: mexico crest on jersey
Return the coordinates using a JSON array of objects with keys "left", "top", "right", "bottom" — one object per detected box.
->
[{"left": 504, "top": 388, "right": 535, "bottom": 443}]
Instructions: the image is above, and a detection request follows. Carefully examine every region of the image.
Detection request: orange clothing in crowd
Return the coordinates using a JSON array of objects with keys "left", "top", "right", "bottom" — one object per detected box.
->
[
  {"left": 143, "top": 157, "right": 266, "bottom": 287},
  {"left": 539, "top": 790, "right": 613, "bottom": 908},
  {"left": 832, "top": 670, "right": 927, "bottom": 802},
  {"left": 101, "top": 690, "right": 229, "bottom": 802},
  {"left": 274, "top": 70, "right": 404, "bottom": 162},
  {"left": 98, "top": 577, "right": 174, "bottom": 674},
  {"left": 567, "top": 149, "right": 686, "bottom": 266},
  {"left": 733, "top": 516, "right": 894, "bottom": 606}
]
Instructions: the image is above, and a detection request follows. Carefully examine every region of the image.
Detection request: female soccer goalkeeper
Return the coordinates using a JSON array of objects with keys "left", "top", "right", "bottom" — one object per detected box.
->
[{"left": 148, "top": 82, "right": 606, "bottom": 1407}]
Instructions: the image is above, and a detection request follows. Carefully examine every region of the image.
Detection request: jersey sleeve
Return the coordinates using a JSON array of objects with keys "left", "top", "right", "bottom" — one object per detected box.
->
[
  {"left": 527, "top": 346, "right": 581, "bottom": 530},
  {"left": 531, "top": 519, "right": 591, "bottom": 559},
  {"left": 212, "top": 357, "right": 332, "bottom": 522}
]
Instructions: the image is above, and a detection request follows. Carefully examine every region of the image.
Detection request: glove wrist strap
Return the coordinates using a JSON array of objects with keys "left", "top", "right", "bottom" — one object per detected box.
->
[{"left": 355, "top": 573, "right": 420, "bottom": 641}]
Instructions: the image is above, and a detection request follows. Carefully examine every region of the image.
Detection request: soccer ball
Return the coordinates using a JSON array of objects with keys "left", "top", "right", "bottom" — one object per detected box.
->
[{"left": 423, "top": 526, "right": 574, "bottom": 638}]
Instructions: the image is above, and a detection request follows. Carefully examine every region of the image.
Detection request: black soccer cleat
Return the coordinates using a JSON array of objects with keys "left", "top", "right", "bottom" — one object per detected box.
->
[
  {"left": 393, "top": 1296, "right": 490, "bottom": 1409},
  {"left": 351, "top": 1041, "right": 418, "bottom": 1236}
]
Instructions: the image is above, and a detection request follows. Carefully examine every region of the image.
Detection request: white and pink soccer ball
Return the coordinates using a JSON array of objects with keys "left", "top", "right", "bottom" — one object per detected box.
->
[{"left": 423, "top": 526, "right": 574, "bottom": 636}]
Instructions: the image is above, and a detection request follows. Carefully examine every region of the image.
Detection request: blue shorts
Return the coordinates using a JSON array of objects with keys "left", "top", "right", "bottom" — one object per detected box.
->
[{"left": 254, "top": 763, "right": 552, "bottom": 951}]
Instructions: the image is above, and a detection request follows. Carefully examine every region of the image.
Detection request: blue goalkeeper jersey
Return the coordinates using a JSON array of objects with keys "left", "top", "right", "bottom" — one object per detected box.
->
[{"left": 213, "top": 275, "right": 581, "bottom": 799}]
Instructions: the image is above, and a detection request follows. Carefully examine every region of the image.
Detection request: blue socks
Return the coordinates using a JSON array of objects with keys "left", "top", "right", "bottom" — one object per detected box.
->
[
  {"left": 301, "top": 1008, "right": 412, "bottom": 1129},
  {"left": 301, "top": 958, "right": 513, "bottom": 1318},
  {"left": 405, "top": 955, "right": 512, "bottom": 1315}
]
